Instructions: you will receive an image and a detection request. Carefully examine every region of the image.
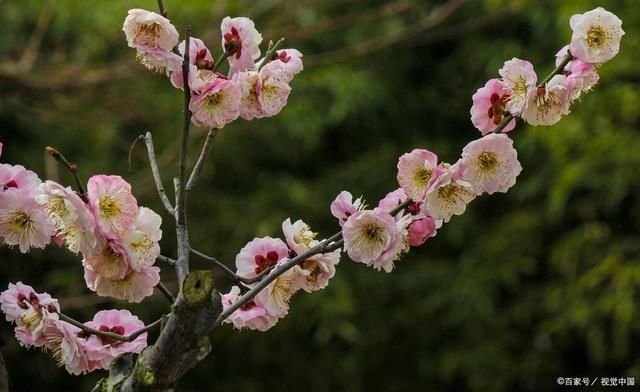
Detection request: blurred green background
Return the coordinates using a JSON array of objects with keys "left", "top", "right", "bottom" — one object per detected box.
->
[{"left": 1, "top": 0, "right": 639, "bottom": 390}]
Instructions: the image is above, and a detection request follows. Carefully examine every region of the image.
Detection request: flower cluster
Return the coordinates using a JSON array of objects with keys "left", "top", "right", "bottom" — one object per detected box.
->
[
  {"left": 470, "top": 7, "right": 623, "bottom": 132},
  {"left": 221, "top": 218, "right": 340, "bottom": 331},
  {"left": 123, "top": 10, "right": 303, "bottom": 129},
  {"left": 0, "top": 144, "right": 162, "bottom": 303},
  {"left": 0, "top": 282, "right": 147, "bottom": 374}
]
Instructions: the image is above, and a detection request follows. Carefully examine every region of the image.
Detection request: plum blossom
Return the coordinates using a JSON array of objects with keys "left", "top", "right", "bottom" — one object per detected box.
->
[
  {"left": 136, "top": 48, "right": 183, "bottom": 75},
  {"left": 121, "top": 207, "right": 162, "bottom": 271},
  {"left": 0, "top": 282, "right": 60, "bottom": 348},
  {"left": 84, "top": 265, "right": 160, "bottom": 303},
  {"left": 342, "top": 210, "right": 399, "bottom": 266},
  {"left": 235, "top": 237, "right": 289, "bottom": 280},
  {"left": 569, "top": 7, "right": 624, "bottom": 64},
  {"left": 235, "top": 71, "right": 263, "bottom": 120},
  {"left": 283, "top": 218, "right": 340, "bottom": 292},
  {"left": 221, "top": 17, "right": 262, "bottom": 74},
  {"left": 189, "top": 78, "right": 241, "bottom": 128},
  {"left": 407, "top": 216, "right": 438, "bottom": 247},
  {"left": 0, "top": 164, "right": 41, "bottom": 194},
  {"left": 0, "top": 190, "right": 53, "bottom": 253},
  {"left": 330, "top": 191, "right": 364, "bottom": 227},
  {"left": 87, "top": 175, "right": 139, "bottom": 238},
  {"left": 556, "top": 45, "right": 599, "bottom": 101},
  {"left": 123, "top": 9, "right": 179, "bottom": 52},
  {"left": 460, "top": 134, "right": 522, "bottom": 195},
  {"left": 498, "top": 58, "right": 537, "bottom": 116},
  {"left": 170, "top": 38, "right": 215, "bottom": 90},
  {"left": 221, "top": 286, "right": 279, "bottom": 331},
  {"left": 84, "top": 309, "right": 147, "bottom": 369},
  {"left": 38, "top": 181, "right": 104, "bottom": 256},
  {"left": 257, "top": 62, "right": 292, "bottom": 117},
  {"left": 470, "top": 79, "right": 516, "bottom": 135},
  {"left": 42, "top": 320, "right": 97, "bottom": 375},
  {"left": 254, "top": 265, "right": 298, "bottom": 318},
  {"left": 521, "top": 75, "right": 571, "bottom": 126},
  {"left": 83, "top": 240, "right": 130, "bottom": 280},
  {"left": 396, "top": 149, "right": 440, "bottom": 201},
  {"left": 272, "top": 49, "right": 304, "bottom": 77},
  {"left": 424, "top": 165, "right": 476, "bottom": 223}
]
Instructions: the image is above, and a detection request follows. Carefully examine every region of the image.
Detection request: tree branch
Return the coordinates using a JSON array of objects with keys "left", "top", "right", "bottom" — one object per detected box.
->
[
  {"left": 216, "top": 200, "right": 412, "bottom": 324},
  {"left": 45, "top": 146, "right": 88, "bottom": 202},
  {"left": 57, "top": 313, "right": 163, "bottom": 343},
  {"left": 175, "top": 27, "right": 193, "bottom": 286},
  {"left": 189, "top": 248, "right": 252, "bottom": 289},
  {"left": 120, "top": 270, "right": 222, "bottom": 391},
  {"left": 142, "top": 132, "right": 175, "bottom": 215},
  {"left": 155, "top": 282, "right": 176, "bottom": 304},
  {"left": 186, "top": 128, "right": 217, "bottom": 193}
]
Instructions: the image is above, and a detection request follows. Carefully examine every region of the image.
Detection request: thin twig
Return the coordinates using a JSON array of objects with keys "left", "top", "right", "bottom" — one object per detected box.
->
[
  {"left": 142, "top": 132, "right": 175, "bottom": 215},
  {"left": 58, "top": 313, "right": 163, "bottom": 342},
  {"left": 212, "top": 52, "right": 232, "bottom": 72},
  {"left": 157, "top": 254, "right": 176, "bottom": 265},
  {"left": 258, "top": 38, "right": 285, "bottom": 70},
  {"left": 45, "top": 146, "right": 87, "bottom": 202},
  {"left": 186, "top": 129, "right": 217, "bottom": 192},
  {"left": 215, "top": 200, "right": 412, "bottom": 324},
  {"left": 157, "top": 0, "right": 166, "bottom": 16},
  {"left": 155, "top": 282, "right": 176, "bottom": 304},
  {"left": 189, "top": 249, "right": 251, "bottom": 289}
]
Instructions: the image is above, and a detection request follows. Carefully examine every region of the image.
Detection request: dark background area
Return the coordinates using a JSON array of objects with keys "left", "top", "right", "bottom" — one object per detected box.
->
[{"left": 0, "top": 0, "right": 639, "bottom": 390}]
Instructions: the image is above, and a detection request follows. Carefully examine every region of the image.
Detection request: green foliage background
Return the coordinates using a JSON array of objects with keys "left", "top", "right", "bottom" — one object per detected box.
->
[{"left": 0, "top": 0, "right": 639, "bottom": 390}]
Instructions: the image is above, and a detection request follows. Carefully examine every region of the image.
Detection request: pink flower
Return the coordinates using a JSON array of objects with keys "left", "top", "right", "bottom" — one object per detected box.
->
[
  {"left": 221, "top": 286, "right": 279, "bottom": 331},
  {"left": 0, "top": 142, "right": 3, "bottom": 157},
  {"left": 235, "top": 237, "right": 289, "bottom": 280},
  {"left": 43, "top": 320, "right": 97, "bottom": 375},
  {"left": 235, "top": 71, "right": 263, "bottom": 120},
  {"left": 376, "top": 188, "right": 408, "bottom": 216},
  {"left": 283, "top": 218, "right": 340, "bottom": 292},
  {"left": 0, "top": 190, "right": 53, "bottom": 253},
  {"left": 221, "top": 17, "right": 263, "bottom": 74},
  {"left": 293, "top": 250, "right": 340, "bottom": 293},
  {"left": 282, "top": 218, "right": 318, "bottom": 255},
  {"left": 272, "top": 49, "right": 303, "bottom": 77},
  {"left": 569, "top": 7, "right": 624, "bottom": 64},
  {"left": 84, "top": 265, "right": 160, "bottom": 303},
  {"left": 470, "top": 79, "right": 516, "bottom": 135},
  {"left": 254, "top": 265, "right": 298, "bottom": 318},
  {"left": 87, "top": 175, "right": 139, "bottom": 238},
  {"left": 407, "top": 217, "right": 438, "bottom": 247},
  {"left": 122, "top": 207, "right": 162, "bottom": 271},
  {"left": 189, "top": 78, "right": 241, "bottom": 129},
  {"left": 170, "top": 37, "right": 215, "bottom": 90},
  {"left": 330, "top": 191, "right": 364, "bottom": 227},
  {"left": 498, "top": 58, "right": 537, "bottom": 116},
  {"left": 396, "top": 149, "right": 440, "bottom": 201},
  {"left": 521, "top": 75, "right": 571, "bottom": 126},
  {"left": 555, "top": 45, "right": 599, "bottom": 101},
  {"left": 257, "top": 62, "right": 292, "bottom": 117},
  {"left": 460, "top": 134, "right": 522, "bottom": 195},
  {"left": 424, "top": 166, "right": 476, "bottom": 223},
  {"left": 37, "top": 181, "right": 104, "bottom": 256},
  {"left": 123, "top": 9, "right": 179, "bottom": 52},
  {"left": 0, "top": 164, "right": 41, "bottom": 195},
  {"left": 83, "top": 240, "right": 130, "bottom": 280},
  {"left": 342, "top": 210, "right": 399, "bottom": 265},
  {"left": 136, "top": 47, "right": 183, "bottom": 75},
  {"left": 0, "top": 282, "right": 60, "bottom": 348},
  {"left": 84, "top": 309, "right": 147, "bottom": 369}
]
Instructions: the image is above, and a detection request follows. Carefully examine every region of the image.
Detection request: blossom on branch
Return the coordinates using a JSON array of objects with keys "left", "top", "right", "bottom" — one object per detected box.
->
[
  {"left": 569, "top": 7, "right": 624, "bottom": 64},
  {"left": 396, "top": 148, "right": 440, "bottom": 201},
  {"left": 521, "top": 75, "right": 571, "bottom": 126},
  {"left": 498, "top": 58, "right": 537, "bottom": 116},
  {"left": 470, "top": 79, "right": 516, "bottom": 135},
  {"left": 221, "top": 17, "right": 263, "bottom": 74},
  {"left": 330, "top": 191, "right": 364, "bottom": 227},
  {"left": 235, "top": 236, "right": 289, "bottom": 280}
]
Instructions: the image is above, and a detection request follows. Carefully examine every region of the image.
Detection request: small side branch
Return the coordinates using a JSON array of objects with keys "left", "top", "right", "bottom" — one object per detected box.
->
[
  {"left": 215, "top": 199, "right": 412, "bottom": 324},
  {"left": 155, "top": 282, "right": 176, "bottom": 304},
  {"left": 190, "top": 248, "right": 250, "bottom": 289},
  {"left": 57, "top": 313, "right": 163, "bottom": 343},
  {"left": 142, "top": 132, "right": 175, "bottom": 215},
  {"left": 186, "top": 129, "right": 218, "bottom": 193},
  {"left": 45, "top": 147, "right": 88, "bottom": 202}
]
